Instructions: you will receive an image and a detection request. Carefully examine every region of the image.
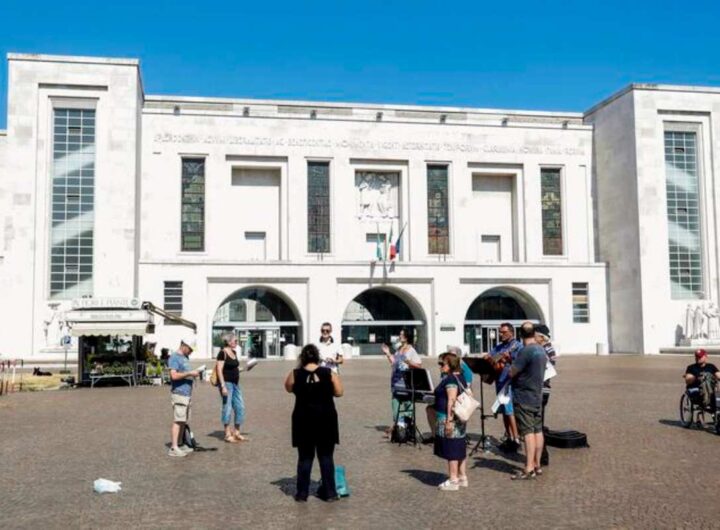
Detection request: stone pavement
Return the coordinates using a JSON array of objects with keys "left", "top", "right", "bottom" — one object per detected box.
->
[{"left": 1, "top": 355, "right": 719, "bottom": 529}]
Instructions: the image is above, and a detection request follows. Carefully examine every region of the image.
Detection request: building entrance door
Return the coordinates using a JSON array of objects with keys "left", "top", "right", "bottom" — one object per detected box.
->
[{"left": 236, "top": 327, "right": 280, "bottom": 358}]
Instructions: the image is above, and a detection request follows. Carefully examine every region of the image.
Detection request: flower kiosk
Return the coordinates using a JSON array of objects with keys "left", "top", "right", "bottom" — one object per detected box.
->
[{"left": 64, "top": 298, "right": 196, "bottom": 387}]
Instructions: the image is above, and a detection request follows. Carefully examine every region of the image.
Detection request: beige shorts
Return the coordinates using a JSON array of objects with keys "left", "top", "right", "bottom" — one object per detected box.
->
[{"left": 171, "top": 394, "right": 191, "bottom": 423}]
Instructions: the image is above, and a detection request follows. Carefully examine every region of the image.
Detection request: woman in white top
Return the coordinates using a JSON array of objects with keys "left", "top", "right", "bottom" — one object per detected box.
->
[{"left": 318, "top": 322, "right": 343, "bottom": 374}]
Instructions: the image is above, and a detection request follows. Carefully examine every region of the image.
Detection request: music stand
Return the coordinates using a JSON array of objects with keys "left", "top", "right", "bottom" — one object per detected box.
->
[
  {"left": 392, "top": 368, "right": 433, "bottom": 446},
  {"left": 462, "top": 357, "right": 496, "bottom": 455}
]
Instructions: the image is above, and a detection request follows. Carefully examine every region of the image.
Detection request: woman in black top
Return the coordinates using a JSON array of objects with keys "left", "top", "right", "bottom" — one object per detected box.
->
[
  {"left": 284, "top": 344, "right": 343, "bottom": 502},
  {"left": 216, "top": 333, "right": 247, "bottom": 443}
]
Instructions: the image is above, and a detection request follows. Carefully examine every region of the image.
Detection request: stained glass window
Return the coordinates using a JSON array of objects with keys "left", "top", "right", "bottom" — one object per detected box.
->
[
  {"left": 181, "top": 159, "right": 205, "bottom": 251},
  {"left": 50, "top": 108, "right": 95, "bottom": 298},
  {"left": 665, "top": 130, "right": 703, "bottom": 299},
  {"left": 427, "top": 165, "right": 449, "bottom": 254},
  {"left": 541, "top": 168, "right": 563, "bottom": 255},
  {"left": 307, "top": 161, "right": 330, "bottom": 253}
]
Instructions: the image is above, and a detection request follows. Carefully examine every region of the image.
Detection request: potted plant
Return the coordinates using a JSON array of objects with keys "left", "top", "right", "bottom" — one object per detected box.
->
[{"left": 148, "top": 363, "right": 163, "bottom": 386}]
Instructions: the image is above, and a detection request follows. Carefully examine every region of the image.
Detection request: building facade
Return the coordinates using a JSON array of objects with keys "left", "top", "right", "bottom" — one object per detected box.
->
[{"left": 2, "top": 53, "right": 715, "bottom": 357}]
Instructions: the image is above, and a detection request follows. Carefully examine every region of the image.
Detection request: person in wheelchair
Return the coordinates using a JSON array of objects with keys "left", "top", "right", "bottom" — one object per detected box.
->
[{"left": 684, "top": 349, "right": 719, "bottom": 411}]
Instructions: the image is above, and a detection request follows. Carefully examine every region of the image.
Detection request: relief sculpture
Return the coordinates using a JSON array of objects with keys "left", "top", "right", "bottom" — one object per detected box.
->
[{"left": 355, "top": 172, "right": 399, "bottom": 220}]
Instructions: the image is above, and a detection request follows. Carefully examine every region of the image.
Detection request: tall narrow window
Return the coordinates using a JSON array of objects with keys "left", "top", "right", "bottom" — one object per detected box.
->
[
  {"left": 181, "top": 158, "right": 205, "bottom": 251},
  {"left": 427, "top": 165, "right": 449, "bottom": 254},
  {"left": 307, "top": 161, "right": 330, "bottom": 253},
  {"left": 163, "top": 281, "right": 183, "bottom": 324},
  {"left": 572, "top": 282, "right": 590, "bottom": 323},
  {"left": 665, "top": 130, "right": 703, "bottom": 299},
  {"left": 50, "top": 108, "right": 96, "bottom": 299},
  {"left": 541, "top": 168, "right": 563, "bottom": 255}
]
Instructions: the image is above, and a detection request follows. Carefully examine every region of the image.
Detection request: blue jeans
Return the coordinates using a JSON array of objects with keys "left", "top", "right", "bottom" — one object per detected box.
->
[{"left": 220, "top": 382, "right": 245, "bottom": 427}]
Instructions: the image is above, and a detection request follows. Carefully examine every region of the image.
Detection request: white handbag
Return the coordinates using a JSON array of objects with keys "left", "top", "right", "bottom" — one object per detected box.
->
[{"left": 452, "top": 376, "right": 480, "bottom": 423}]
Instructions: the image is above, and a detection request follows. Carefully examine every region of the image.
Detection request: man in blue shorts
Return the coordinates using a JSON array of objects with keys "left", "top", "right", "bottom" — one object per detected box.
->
[{"left": 487, "top": 322, "right": 522, "bottom": 451}]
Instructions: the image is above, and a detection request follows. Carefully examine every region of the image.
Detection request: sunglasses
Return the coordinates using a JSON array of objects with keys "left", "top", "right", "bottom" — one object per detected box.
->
[
  {"left": 321, "top": 329, "right": 331, "bottom": 333},
  {"left": 437, "top": 362, "right": 446, "bottom": 367}
]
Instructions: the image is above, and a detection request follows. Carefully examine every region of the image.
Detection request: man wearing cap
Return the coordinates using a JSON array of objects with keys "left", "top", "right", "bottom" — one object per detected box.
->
[
  {"left": 684, "top": 349, "right": 719, "bottom": 410},
  {"left": 168, "top": 337, "right": 200, "bottom": 457}
]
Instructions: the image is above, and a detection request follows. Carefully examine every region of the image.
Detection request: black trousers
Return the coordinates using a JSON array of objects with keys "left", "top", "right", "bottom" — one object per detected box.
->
[{"left": 296, "top": 443, "right": 336, "bottom": 499}]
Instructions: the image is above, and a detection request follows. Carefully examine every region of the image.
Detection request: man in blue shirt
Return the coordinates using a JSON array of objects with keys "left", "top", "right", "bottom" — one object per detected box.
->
[
  {"left": 168, "top": 337, "right": 200, "bottom": 457},
  {"left": 486, "top": 323, "right": 522, "bottom": 451}
]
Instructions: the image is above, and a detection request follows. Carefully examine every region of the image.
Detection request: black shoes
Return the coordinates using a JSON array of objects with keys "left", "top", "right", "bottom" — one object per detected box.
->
[
  {"left": 315, "top": 491, "right": 340, "bottom": 502},
  {"left": 294, "top": 494, "right": 308, "bottom": 502}
]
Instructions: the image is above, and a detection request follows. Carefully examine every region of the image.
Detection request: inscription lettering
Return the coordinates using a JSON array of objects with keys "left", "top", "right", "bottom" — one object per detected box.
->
[{"left": 153, "top": 133, "right": 586, "bottom": 156}]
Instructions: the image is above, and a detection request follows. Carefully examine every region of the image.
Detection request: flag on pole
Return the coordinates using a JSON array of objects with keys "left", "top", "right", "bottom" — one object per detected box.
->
[
  {"left": 391, "top": 222, "right": 407, "bottom": 260},
  {"left": 386, "top": 223, "right": 393, "bottom": 262},
  {"left": 375, "top": 223, "right": 383, "bottom": 262}
]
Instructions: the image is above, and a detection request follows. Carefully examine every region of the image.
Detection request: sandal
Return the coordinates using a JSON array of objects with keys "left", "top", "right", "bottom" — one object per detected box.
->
[
  {"left": 534, "top": 467, "right": 543, "bottom": 476},
  {"left": 510, "top": 470, "right": 536, "bottom": 480},
  {"left": 224, "top": 436, "right": 239, "bottom": 443},
  {"left": 233, "top": 433, "right": 249, "bottom": 442}
]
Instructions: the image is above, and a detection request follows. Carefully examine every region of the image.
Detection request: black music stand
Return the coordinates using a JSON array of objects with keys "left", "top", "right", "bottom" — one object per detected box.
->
[
  {"left": 392, "top": 368, "right": 433, "bottom": 446},
  {"left": 462, "top": 357, "right": 496, "bottom": 455}
]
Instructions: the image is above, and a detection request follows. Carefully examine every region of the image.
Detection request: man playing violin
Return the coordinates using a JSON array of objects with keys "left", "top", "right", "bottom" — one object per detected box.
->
[{"left": 483, "top": 322, "right": 522, "bottom": 451}]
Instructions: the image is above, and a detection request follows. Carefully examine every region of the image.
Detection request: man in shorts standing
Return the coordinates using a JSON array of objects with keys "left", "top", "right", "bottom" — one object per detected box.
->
[
  {"left": 168, "top": 337, "right": 200, "bottom": 457},
  {"left": 509, "top": 322, "right": 547, "bottom": 480}
]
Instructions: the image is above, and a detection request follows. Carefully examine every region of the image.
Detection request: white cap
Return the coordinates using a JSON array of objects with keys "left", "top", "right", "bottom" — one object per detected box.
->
[{"left": 179, "top": 336, "right": 196, "bottom": 352}]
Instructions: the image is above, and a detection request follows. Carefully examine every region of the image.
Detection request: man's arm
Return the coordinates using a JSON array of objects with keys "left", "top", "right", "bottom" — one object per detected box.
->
[{"left": 170, "top": 368, "right": 198, "bottom": 381}]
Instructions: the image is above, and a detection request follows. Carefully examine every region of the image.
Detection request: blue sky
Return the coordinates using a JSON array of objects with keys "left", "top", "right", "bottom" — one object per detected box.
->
[{"left": 2, "top": 0, "right": 720, "bottom": 128}]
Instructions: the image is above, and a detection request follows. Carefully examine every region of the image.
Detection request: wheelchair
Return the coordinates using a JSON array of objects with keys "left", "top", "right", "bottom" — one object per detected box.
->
[{"left": 679, "top": 383, "right": 720, "bottom": 434}]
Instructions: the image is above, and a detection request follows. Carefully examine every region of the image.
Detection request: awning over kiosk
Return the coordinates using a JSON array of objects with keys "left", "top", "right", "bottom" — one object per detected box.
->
[{"left": 69, "top": 321, "right": 151, "bottom": 337}]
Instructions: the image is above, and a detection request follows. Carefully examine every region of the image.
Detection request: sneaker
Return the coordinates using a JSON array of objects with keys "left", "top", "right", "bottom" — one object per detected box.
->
[
  {"left": 167, "top": 447, "right": 187, "bottom": 458},
  {"left": 178, "top": 445, "right": 194, "bottom": 454},
  {"left": 457, "top": 476, "right": 469, "bottom": 488},
  {"left": 438, "top": 479, "right": 459, "bottom": 491}
]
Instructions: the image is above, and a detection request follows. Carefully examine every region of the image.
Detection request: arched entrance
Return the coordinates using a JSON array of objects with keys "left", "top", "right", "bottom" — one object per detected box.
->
[
  {"left": 464, "top": 287, "right": 543, "bottom": 353},
  {"left": 341, "top": 288, "right": 426, "bottom": 355},
  {"left": 212, "top": 287, "right": 302, "bottom": 358}
]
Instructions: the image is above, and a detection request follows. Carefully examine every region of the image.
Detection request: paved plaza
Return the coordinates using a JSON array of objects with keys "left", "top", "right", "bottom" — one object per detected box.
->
[{"left": 1, "top": 355, "right": 719, "bottom": 529}]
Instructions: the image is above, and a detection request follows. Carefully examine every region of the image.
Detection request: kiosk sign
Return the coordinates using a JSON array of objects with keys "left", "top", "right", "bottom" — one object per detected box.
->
[{"left": 71, "top": 298, "right": 141, "bottom": 310}]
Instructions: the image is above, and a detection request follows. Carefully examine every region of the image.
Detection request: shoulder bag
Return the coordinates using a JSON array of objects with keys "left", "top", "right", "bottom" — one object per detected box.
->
[
  {"left": 210, "top": 350, "right": 226, "bottom": 387},
  {"left": 452, "top": 375, "right": 480, "bottom": 423}
]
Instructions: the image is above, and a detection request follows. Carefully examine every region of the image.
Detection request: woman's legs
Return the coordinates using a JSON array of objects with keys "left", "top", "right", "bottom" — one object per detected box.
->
[
  {"left": 447, "top": 460, "right": 459, "bottom": 481},
  {"left": 230, "top": 382, "right": 246, "bottom": 435},
  {"left": 458, "top": 458, "right": 467, "bottom": 479},
  {"left": 296, "top": 445, "right": 315, "bottom": 500},
  {"left": 220, "top": 388, "right": 234, "bottom": 439},
  {"left": 316, "top": 444, "right": 337, "bottom": 499}
]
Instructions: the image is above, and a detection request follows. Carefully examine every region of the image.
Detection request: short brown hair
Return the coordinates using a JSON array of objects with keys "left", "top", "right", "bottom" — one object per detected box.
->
[{"left": 439, "top": 352, "right": 460, "bottom": 372}]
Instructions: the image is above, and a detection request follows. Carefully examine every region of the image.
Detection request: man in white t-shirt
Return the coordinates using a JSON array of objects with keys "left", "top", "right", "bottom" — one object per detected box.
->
[{"left": 318, "top": 322, "right": 343, "bottom": 373}]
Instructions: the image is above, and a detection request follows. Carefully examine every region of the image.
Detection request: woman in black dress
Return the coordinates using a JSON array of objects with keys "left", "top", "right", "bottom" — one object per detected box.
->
[{"left": 284, "top": 344, "right": 343, "bottom": 502}]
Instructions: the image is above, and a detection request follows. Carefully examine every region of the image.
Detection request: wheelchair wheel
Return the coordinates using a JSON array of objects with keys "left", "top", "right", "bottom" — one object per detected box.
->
[{"left": 679, "top": 393, "right": 694, "bottom": 428}]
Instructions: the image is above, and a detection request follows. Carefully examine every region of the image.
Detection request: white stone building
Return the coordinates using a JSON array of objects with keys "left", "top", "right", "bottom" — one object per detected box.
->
[{"left": 6, "top": 53, "right": 715, "bottom": 358}]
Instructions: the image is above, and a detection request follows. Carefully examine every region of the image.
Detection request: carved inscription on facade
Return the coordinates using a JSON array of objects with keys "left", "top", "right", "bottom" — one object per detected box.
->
[{"left": 153, "top": 133, "right": 586, "bottom": 156}]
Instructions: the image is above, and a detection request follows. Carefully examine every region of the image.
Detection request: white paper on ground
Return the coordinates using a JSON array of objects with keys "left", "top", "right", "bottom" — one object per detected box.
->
[{"left": 93, "top": 478, "right": 122, "bottom": 494}]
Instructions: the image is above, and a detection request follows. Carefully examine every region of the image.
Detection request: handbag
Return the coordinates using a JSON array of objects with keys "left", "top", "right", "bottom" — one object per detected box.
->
[
  {"left": 210, "top": 350, "right": 226, "bottom": 387},
  {"left": 452, "top": 376, "right": 479, "bottom": 423}
]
